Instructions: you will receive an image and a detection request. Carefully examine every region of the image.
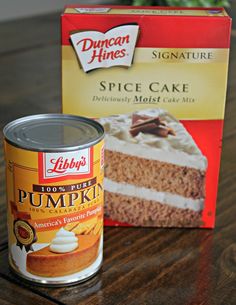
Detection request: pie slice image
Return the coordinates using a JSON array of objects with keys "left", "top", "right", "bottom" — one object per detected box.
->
[{"left": 26, "top": 235, "right": 100, "bottom": 277}]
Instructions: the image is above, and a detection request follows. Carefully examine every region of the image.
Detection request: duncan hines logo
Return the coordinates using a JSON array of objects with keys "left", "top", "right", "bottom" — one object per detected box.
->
[
  {"left": 38, "top": 148, "right": 93, "bottom": 182},
  {"left": 70, "top": 24, "right": 139, "bottom": 72}
]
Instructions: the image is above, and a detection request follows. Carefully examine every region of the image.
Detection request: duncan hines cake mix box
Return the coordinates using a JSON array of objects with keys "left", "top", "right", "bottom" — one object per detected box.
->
[{"left": 61, "top": 5, "right": 231, "bottom": 228}]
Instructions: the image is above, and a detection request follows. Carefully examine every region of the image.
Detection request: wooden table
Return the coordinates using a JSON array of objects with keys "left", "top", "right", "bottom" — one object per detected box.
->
[{"left": 0, "top": 7, "right": 235, "bottom": 305}]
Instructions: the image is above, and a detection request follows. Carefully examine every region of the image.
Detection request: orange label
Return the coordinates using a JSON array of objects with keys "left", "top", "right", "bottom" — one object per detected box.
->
[{"left": 5, "top": 139, "right": 104, "bottom": 282}]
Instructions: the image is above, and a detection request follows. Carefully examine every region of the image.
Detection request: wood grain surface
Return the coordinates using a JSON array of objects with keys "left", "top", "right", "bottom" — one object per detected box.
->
[
  {"left": 0, "top": 277, "right": 57, "bottom": 305},
  {"left": 0, "top": 5, "right": 235, "bottom": 305}
]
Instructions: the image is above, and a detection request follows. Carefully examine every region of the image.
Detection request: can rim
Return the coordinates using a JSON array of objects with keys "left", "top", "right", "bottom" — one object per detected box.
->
[
  {"left": 3, "top": 114, "right": 104, "bottom": 152},
  {"left": 9, "top": 257, "right": 102, "bottom": 287}
]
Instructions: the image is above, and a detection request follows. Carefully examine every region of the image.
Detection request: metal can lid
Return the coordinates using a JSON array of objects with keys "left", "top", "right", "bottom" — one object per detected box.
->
[{"left": 3, "top": 114, "right": 104, "bottom": 152}]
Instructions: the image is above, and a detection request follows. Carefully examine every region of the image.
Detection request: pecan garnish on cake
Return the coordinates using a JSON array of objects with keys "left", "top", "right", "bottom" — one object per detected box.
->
[{"left": 129, "top": 114, "right": 176, "bottom": 137}]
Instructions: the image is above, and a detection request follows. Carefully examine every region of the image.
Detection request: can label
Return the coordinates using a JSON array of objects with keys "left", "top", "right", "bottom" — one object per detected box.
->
[{"left": 5, "top": 140, "right": 104, "bottom": 283}]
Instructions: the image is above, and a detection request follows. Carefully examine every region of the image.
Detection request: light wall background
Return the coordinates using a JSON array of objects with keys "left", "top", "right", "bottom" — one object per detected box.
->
[{"left": 0, "top": 0, "right": 115, "bottom": 22}]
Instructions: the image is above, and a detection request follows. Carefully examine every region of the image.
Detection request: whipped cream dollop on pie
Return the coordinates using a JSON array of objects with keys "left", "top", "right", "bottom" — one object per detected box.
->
[{"left": 49, "top": 227, "right": 78, "bottom": 253}]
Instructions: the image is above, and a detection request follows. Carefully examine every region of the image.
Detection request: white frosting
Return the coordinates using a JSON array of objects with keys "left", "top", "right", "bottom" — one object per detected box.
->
[
  {"left": 98, "top": 109, "right": 207, "bottom": 170},
  {"left": 49, "top": 228, "right": 78, "bottom": 253},
  {"left": 105, "top": 178, "right": 204, "bottom": 212}
]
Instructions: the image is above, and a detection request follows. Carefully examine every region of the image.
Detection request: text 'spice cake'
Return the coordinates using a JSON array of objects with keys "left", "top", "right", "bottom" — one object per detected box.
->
[{"left": 61, "top": 5, "right": 231, "bottom": 228}]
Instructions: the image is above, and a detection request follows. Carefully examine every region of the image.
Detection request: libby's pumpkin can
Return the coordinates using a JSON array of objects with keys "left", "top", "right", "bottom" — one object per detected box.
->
[{"left": 3, "top": 114, "right": 104, "bottom": 286}]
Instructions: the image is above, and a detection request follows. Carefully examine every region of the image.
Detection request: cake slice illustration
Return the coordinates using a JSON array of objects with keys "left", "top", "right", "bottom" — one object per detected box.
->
[
  {"left": 98, "top": 109, "right": 207, "bottom": 227},
  {"left": 27, "top": 224, "right": 101, "bottom": 277}
]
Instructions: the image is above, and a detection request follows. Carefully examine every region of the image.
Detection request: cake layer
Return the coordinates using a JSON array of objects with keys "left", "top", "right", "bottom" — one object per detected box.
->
[
  {"left": 99, "top": 108, "right": 207, "bottom": 170},
  {"left": 104, "top": 178, "right": 204, "bottom": 212},
  {"left": 105, "top": 191, "right": 202, "bottom": 227},
  {"left": 105, "top": 150, "right": 205, "bottom": 199}
]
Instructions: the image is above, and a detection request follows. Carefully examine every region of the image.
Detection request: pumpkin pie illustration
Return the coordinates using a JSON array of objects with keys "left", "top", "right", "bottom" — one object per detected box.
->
[{"left": 26, "top": 225, "right": 101, "bottom": 277}]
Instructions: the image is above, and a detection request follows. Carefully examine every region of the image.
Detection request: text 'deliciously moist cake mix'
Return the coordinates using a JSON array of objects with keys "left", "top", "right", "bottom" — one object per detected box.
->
[
  {"left": 61, "top": 5, "right": 231, "bottom": 228},
  {"left": 3, "top": 114, "right": 104, "bottom": 285}
]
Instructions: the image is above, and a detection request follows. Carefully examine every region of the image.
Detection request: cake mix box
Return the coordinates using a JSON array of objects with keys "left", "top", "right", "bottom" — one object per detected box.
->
[{"left": 61, "top": 5, "right": 231, "bottom": 228}]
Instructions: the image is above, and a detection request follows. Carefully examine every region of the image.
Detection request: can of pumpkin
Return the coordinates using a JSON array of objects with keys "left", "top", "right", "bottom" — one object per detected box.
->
[{"left": 3, "top": 114, "right": 104, "bottom": 286}]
